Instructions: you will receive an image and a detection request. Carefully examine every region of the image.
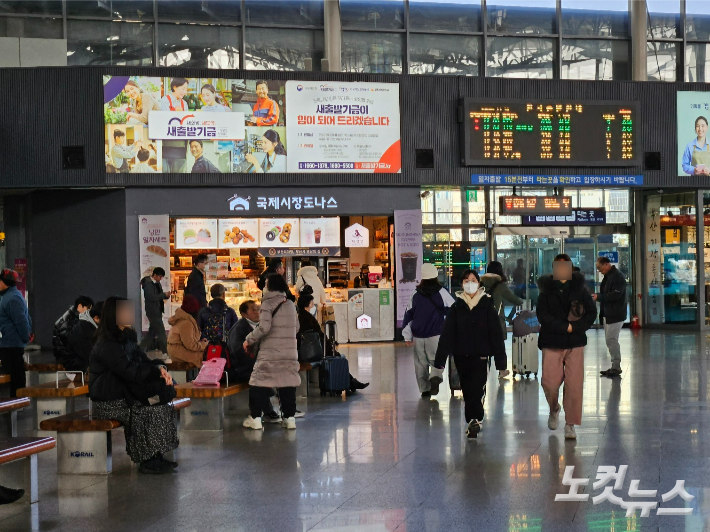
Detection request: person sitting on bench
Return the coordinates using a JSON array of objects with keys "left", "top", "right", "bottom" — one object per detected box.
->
[
  {"left": 89, "top": 297, "right": 179, "bottom": 475},
  {"left": 66, "top": 301, "right": 103, "bottom": 373}
]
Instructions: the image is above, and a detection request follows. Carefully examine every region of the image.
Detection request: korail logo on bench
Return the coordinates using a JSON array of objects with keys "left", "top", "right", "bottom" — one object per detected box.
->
[
  {"left": 191, "top": 411, "right": 209, "bottom": 416},
  {"left": 43, "top": 410, "right": 61, "bottom": 416},
  {"left": 70, "top": 452, "right": 95, "bottom": 458}
]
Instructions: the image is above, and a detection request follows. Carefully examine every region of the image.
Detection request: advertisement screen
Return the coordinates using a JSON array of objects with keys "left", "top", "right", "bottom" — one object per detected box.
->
[
  {"left": 103, "top": 76, "right": 400, "bottom": 175},
  {"left": 299, "top": 218, "right": 340, "bottom": 247},
  {"left": 175, "top": 219, "right": 218, "bottom": 249},
  {"left": 258, "top": 218, "right": 300, "bottom": 248},
  {"left": 677, "top": 91, "right": 710, "bottom": 176},
  {"left": 218, "top": 218, "right": 259, "bottom": 249}
]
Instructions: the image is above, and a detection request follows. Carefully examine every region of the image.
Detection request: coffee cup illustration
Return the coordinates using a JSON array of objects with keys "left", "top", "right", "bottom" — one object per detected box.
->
[
  {"left": 400, "top": 252, "right": 418, "bottom": 282},
  {"left": 314, "top": 228, "right": 322, "bottom": 244}
]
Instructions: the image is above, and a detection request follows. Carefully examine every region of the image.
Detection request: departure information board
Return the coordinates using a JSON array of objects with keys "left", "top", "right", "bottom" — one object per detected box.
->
[
  {"left": 499, "top": 196, "right": 573, "bottom": 216},
  {"left": 462, "top": 99, "right": 638, "bottom": 167}
]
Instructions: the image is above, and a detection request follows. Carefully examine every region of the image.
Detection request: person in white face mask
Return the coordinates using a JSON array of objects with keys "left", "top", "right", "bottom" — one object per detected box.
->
[{"left": 430, "top": 270, "right": 508, "bottom": 439}]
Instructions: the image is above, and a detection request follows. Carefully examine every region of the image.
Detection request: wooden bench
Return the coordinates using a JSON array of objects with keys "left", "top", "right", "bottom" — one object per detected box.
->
[
  {"left": 175, "top": 382, "right": 249, "bottom": 431},
  {"left": 17, "top": 379, "right": 89, "bottom": 430},
  {"left": 0, "top": 398, "right": 31, "bottom": 437},
  {"left": 166, "top": 360, "right": 197, "bottom": 384},
  {"left": 0, "top": 374, "right": 10, "bottom": 385},
  {"left": 24, "top": 363, "right": 67, "bottom": 385},
  {"left": 39, "top": 398, "right": 191, "bottom": 475},
  {"left": 0, "top": 437, "right": 56, "bottom": 503}
]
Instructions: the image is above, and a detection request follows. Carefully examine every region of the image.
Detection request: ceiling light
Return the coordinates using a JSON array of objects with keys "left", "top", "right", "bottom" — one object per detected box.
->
[{"left": 182, "top": 35, "right": 189, "bottom": 41}]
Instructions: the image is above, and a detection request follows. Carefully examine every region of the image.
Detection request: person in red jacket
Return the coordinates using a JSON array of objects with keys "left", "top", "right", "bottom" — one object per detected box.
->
[{"left": 247, "top": 80, "right": 279, "bottom": 126}]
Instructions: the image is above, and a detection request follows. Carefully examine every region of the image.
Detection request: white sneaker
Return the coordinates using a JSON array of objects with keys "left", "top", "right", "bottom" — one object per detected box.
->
[
  {"left": 281, "top": 417, "right": 296, "bottom": 430},
  {"left": 243, "top": 416, "right": 263, "bottom": 430},
  {"left": 548, "top": 404, "right": 560, "bottom": 430},
  {"left": 294, "top": 410, "right": 305, "bottom": 418},
  {"left": 564, "top": 424, "right": 577, "bottom": 440}
]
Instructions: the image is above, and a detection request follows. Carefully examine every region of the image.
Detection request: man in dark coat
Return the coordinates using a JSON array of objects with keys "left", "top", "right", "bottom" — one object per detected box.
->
[
  {"left": 67, "top": 301, "right": 103, "bottom": 372},
  {"left": 189, "top": 140, "right": 221, "bottom": 173},
  {"left": 593, "top": 256, "right": 627, "bottom": 377},
  {"left": 53, "top": 295, "right": 93, "bottom": 368},
  {"left": 537, "top": 254, "right": 597, "bottom": 441},
  {"left": 184, "top": 254, "right": 209, "bottom": 309},
  {"left": 140, "top": 267, "right": 172, "bottom": 353}
]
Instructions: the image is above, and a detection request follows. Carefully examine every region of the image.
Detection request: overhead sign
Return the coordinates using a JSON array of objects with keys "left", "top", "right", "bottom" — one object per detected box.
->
[
  {"left": 344, "top": 223, "right": 369, "bottom": 247},
  {"left": 300, "top": 218, "right": 340, "bottom": 247},
  {"left": 148, "top": 111, "right": 245, "bottom": 140},
  {"left": 175, "top": 218, "right": 218, "bottom": 249},
  {"left": 258, "top": 247, "right": 340, "bottom": 257},
  {"left": 523, "top": 208, "right": 606, "bottom": 225},
  {"left": 499, "top": 196, "right": 573, "bottom": 216},
  {"left": 227, "top": 193, "right": 338, "bottom": 212},
  {"left": 472, "top": 174, "right": 643, "bottom": 186},
  {"left": 285, "top": 81, "right": 401, "bottom": 173},
  {"left": 599, "top": 251, "right": 619, "bottom": 264},
  {"left": 462, "top": 99, "right": 638, "bottom": 166}
]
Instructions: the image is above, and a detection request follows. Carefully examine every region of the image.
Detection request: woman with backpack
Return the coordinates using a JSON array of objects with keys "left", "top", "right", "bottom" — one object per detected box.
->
[
  {"left": 167, "top": 295, "right": 208, "bottom": 368},
  {"left": 89, "top": 297, "right": 179, "bottom": 474},
  {"left": 242, "top": 273, "right": 301, "bottom": 431},
  {"left": 431, "top": 270, "right": 507, "bottom": 439},
  {"left": 402, "top": 263, "right": 455, "bottom": 398},
  {"left": 481, "top": 261, "right": 523, "bottom": 339}
]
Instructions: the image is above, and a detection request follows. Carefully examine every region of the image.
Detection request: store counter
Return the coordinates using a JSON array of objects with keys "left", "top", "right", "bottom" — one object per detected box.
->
[{"left": 345, "top": 288, "right": 394, "bottom": 343}]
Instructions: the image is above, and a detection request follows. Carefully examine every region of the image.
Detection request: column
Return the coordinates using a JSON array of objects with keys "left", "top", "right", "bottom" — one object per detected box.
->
[
  {"left": 323, "top": 0, "right": 342, "bottom": 72},
  {"left": 697, "top": 189, "right": 706, "bottom": 330},
  {"left": 630, "top": 0, "right": 647, "bottom": 81}
]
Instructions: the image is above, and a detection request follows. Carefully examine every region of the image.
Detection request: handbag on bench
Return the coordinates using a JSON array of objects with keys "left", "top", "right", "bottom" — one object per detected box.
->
[{"left": 192, "top": 357, "right": 227, "bottom": 386}]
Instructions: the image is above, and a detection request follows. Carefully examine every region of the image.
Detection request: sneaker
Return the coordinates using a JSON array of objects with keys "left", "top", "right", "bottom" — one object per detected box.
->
[
  {"left": 600, "top": 368, "right": 622, "bottom": 377},
  {"left": 548, "top": 404, "right": 560, "bottom": 430},
  {"left": 262, "top": 411, "right": 282, "bottom": 424},
  {"left": 243, "top": 416, "right": 263, "bottom": 430},
  {"left": 466, "top": 420, "right": 482, "bottom": 439},
  {"left": 564, "top": 424, "right": 577, "bottom": 440},
  {"left": 282, "top": 417, "right": 296, "bottom": 430},
  {"left": 429, "top": 376, "right": 443, "bottom": 396},
  {"left": 294, "top": 410, "right": 305, "bottom": 419}
]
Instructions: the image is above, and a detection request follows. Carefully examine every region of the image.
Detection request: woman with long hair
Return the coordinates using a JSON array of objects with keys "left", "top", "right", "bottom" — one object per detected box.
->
[
  {"left": 124, "top": 80, "right": 160, "bottom": 125},
  {"left": 402, "top": 263, "right": 455, "bottom": 398},
  {"left": 89, "top": 296, "right": 179, "bottom": 474},
  {"left": 245, "top": 129, "right": 287, "bottom": 173},
  {"left": 200, "top": 83, "right": 229, "bottom": 112},
  {"left": 481, "top": 260, "right": 523, "bottom": 339}
]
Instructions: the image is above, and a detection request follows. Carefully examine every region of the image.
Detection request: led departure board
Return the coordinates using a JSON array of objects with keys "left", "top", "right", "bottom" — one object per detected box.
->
[
  {"left": 462, "top": 99, "right": 638, "bottom": 167},
  {"left": 499, "top": 196, "right": 573, "bottom": 216}
]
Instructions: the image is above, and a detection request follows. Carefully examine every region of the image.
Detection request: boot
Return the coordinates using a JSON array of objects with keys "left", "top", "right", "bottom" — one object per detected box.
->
[
  {"left": 0, "top": 485, "right": 24, "bottom": 505},
  {"left": 350, "top": 377, "right": 369, "bottom": 391}
]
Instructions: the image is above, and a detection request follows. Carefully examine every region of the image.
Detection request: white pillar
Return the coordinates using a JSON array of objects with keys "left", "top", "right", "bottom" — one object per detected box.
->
[{"left": 323, "top": 0, "right": 342, "bottom": 72}]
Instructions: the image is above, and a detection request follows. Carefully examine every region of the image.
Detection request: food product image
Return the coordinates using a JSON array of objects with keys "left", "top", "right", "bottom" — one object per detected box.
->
[
  {"left": 279, "top": 223, "right": 292, "bottom": 244},
  {"left": 241, "top": 230, "right": 255, "bottom": 243},
  {"left": 183, "top": 229, "right": 197, "bottom": 245},
  {"left": 266, "top": 226, "right": 281, "bottom": 242},
  {"left": 224, "top": 229, "right": 231, "bottom": 237},
  {"left": 147, "top": 245, "right": 168, "bottom": 257},
  {"left": 197, "top": 228, "right": 211, "bottom": 243}
]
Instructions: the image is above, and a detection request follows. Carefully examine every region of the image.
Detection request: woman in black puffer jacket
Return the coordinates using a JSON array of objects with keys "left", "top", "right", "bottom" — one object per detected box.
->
[
  {"left": 89, "top": 296, "right": 179, "bottom": 474},
  {"left": 432, "top": 269, "right": 507, "bottom": 439}
]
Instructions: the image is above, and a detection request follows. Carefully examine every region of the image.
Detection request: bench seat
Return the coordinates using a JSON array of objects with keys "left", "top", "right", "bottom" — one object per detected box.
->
[
  {"left": 0, "top": 374, "right": 10, "bottom": 385},
  {"left": 0, "top": 398, "right": 31, "bottom": 437},
  {"left": 175, "top": 383, "right": 249, "bottom": 430},
  {"left": 0, "top": 436, "right": 56, "bottom": 503},
  {"left": 175, "top": 382, "right": 249, "bottom": 399},
  {"left": 17, "top": 380, "right": 89, "bottom": 430},
  {"left": 24, "top": 363, "right": 66, "bottom": 372}
]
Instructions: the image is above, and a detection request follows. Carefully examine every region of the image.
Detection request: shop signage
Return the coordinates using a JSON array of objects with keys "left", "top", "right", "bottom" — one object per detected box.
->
[
  {"left": 227, "top": 193, "right": 338, "bottom": 212},
  {"left": 599, "top": 251, "right": 619, "bottom": 264},
  {"left": 523, "top": 209, "right": 606, "bottom": 225},
  {"left": 356, "top": 314, "right": 372, "bottom": 330},
  {"left": 258, "top": 247, "right": 340, "bottom": 257},
  {"left": 394, "top": 210, "right": 423, "bottom": 327},
  {"left": 175, "top": 219, "right": 218, "bottom": 249},
  {"left": 301, "top": 218, "right": 340, "bottom": 247},
  {"left": 471, "top": 174, "right": 644, "bottom": 186},
  {"left": 500, "top": 196, "right": 573, "bottom": 216},
  {"left": 148, "top": 111, "right": 245, "bottom": 141},
  {"left": 345, "top": 223, "right": 369, "bottom": 247},
  {"left": 138, "top": 215, "right": 170, "bottom": 332}
]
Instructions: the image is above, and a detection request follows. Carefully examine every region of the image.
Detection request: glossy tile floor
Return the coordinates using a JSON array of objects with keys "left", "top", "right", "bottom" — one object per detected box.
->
[{"left": 1, "top": 329, "right": 710, "bottom": 532}]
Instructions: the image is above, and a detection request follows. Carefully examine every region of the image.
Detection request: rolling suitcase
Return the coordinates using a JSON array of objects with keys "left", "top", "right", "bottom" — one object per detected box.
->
[
  {"left": 512, "top": 334, "right": 539, "bottom": 378},
  {"left": 319, "top": 321, "right": 351, "bottom": 396},
  {"left": 448, "top": 356, "right": 461, "bottom": 397}
]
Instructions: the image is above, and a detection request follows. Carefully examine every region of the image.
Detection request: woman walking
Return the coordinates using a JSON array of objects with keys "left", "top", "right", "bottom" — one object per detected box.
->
[
  {"left": 481, "top": 261, "right": 523, "bottom": 338},
  {"left": 537, "top": 254, "right": 597, "bottom": 440},
  {"left": 243, "top": 274, "right": 301, "bottom": 430},
  {"left": 402, "top": 263, "right": 455, "bottom": 398},
  {"left": 432, "top": 270, "right": 507, "bottom": 439},
  {"left": 89, "top": 297, "right": 179, "bottom": 474}
]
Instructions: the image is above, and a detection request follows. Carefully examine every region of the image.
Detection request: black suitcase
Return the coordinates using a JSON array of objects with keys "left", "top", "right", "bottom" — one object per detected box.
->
[{"left": 319, "top": 321, "right": 351, "bottom": 397}]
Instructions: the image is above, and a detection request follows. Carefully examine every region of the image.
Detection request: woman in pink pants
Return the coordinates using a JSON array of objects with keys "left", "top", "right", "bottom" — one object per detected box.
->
[{"left": 536, "top": 254, "right": 597, "bottom": 440}]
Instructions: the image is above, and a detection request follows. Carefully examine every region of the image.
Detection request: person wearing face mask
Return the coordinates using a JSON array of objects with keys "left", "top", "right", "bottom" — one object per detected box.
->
[
  {"left": 296, "top": 294, "right": 369, "bottom": 395},
  {"left": 537, "top": 254, "right": 597, "bottom": 440},
  {"left": 402, "top": 263, "right": 456, "bottom": 398},
  {"left": 431, "top": 270, "right": 507, "bottom": 439}
]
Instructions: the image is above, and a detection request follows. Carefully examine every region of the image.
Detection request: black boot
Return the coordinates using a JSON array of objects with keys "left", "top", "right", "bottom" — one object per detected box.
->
[
  {"left": 0, "top": 485, "right": 25, "bottom": 505},
  {"left": 350, "top": 377, "right": 369, "bottom": 391},
  {"left": 158, "top": 453, "right": 178, "bottom": 469},
  {"left": 139, "top": 456, "right": 172, "bottom": 474}
]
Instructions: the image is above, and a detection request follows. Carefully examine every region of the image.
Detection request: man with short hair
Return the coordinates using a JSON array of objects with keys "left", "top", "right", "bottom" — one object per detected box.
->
[
  {"left": 198, "top": 283, "right": 238, "bottom": 342},
  {"left": 111, "top": 129, "right": 141, "bottom": 173},
  {"left": 67, "top": 301, "right": 103, "bottom": 373},
  {"left": 130, "top": 147, "right": 156, "bottom": 173},
  {"left": 247, "top": 79, "right": 279, "bottom": 126},
  {"left": 189, "top": 140, "right": 221, "bottom": 173},
  {"left": 140, "top": 267, "right": 172, "bottom": 355},
  {"left": 0, "top": 269, "right": 32, "bottom": 397},
  {"left": 53, "top": 295, "right": 93, "bottom": 368},
  {"left": 257, "top": 258, "right": 283, "bottom": 291},
  {"left": 594, "top": 256, "right": 627, "bottom": 377},
  {"left": 185, "top": 254, "right": 209, "bottom": 309}
]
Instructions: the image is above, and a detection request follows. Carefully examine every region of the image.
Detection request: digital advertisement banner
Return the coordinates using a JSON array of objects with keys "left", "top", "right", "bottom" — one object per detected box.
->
[
  {"left": 394, "top": 209, "right": 423, "bottom": 327},
  {"left": 678, "top": 91, "right": 710, "bottom": 176},
  {"left": 103, "top": 76, "right": 400, "bottom": 175},
  {"left": 138, "top": 215, "right": 170, "bottom": 331}
]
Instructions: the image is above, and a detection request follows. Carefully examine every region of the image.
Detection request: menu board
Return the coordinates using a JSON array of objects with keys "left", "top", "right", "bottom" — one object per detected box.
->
[
  {"left": 258, "top": 218, "right": 299, "bottom": 248},
  {"left": 498, "top": 196, "right": 572, "bottom": 216},
  {"left": 218, "top": 218, "right": 259, "bottom": 249},
  {"left": 175, "top": 218, "right": 218, "bottom": 249},
  {"left": 300, "top": 217, "right": 340, "bottom": 247}
]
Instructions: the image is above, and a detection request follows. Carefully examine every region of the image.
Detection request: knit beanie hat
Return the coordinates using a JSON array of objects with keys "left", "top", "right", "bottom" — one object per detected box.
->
[
  {"left": 181, "top": 294, "right": 201, "bottom": 314},
  {"left": 0, "top": 269, "right": 18, "bottom": 287}
]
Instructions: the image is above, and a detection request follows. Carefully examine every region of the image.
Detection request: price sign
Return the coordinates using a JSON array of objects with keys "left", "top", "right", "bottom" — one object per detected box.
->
[{"left": 499, "top": 196, "right": 573, "bottom": 216}]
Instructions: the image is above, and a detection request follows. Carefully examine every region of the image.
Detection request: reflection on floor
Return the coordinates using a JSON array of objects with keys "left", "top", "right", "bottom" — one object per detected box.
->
[{"left": 1, "top": 330, "right": 710, "bottom": 532}]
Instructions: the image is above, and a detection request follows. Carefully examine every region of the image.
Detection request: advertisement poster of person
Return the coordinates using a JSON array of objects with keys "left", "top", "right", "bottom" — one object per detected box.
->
[
  {"left": 138, "top": 215, "right": 171, "bottom": 331},
  {"left": 285, "top": 81, "right": 401, "bottom": 173},
  {"left": 394, "top": 210, "right": 423, "bottom": 327},
  {"left": 677, "top": 91, "right": 710, "bottom": 176}
]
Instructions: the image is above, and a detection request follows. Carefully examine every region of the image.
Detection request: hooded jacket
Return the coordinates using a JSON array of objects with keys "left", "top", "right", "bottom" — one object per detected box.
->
[
  {"left": 245, "top": 290, "right": 300, "bottom": 388},
  {"left": 167, "top": 308, "right": 209, "bottom": 368},
  {"left": 537, "top": 273, "right": 597, "bottom": 350},
  {"left": 140, "top": 276, "right": 169, "bottom": 318},
  {"left": 295, "top": 266, "right": 327, "bottom": 306},
  {"left": 434, "top": 290, "right": 506, "bottom": 370},
  {"left": 0, "top": 286, "right": 31, "bottom": 349},
  {"left": 401, "top": 283, "right": 455, "bottom": 340},
  {"left": 480, "top": 273, "right": 523, "bottom": 339}
]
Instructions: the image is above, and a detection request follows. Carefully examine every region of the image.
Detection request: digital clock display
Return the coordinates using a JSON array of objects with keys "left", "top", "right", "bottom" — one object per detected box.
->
[
  {"left": 462, "top": 99, "right": 638, "bottom": 166},
  {"left": 499, "top": 196, "right": 573, "bottom": 216}
]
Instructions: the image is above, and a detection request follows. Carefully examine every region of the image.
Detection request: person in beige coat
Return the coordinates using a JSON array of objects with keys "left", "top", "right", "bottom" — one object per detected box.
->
[
  {"left": 242, "top": 274, "right": 300, "bottom": 431},
  {"left": 167, "top": 295, "right": 208, "bottom": 368},
  {"left": 295, "top": 262, "right": 327, "bottom": 322}
]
